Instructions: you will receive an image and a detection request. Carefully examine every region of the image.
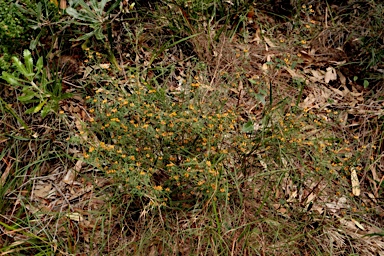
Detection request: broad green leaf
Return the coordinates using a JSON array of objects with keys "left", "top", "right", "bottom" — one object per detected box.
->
[
  {"left": 66, "top": 7, "right": 81, "bottom": 19},
  {"left": 36, "top": 2, "right": 42, "bottom": 20},
  {"left": 242, "top": 120, "right": 254, "bottom": 133},
  {"left": 259, "top": 88, "right": 267, "bottom": 96},
  {"left": 363, "top": 80, "right": 369, "bottom": 88},
  {"left": 24, "top": 49, "right": 33, "bottom": 74},
  {"left": 34, "top": 101, "right": 47, "bottom": 113},
  {"left": 0, "top": 96, "right": 31, "bottom": 133},
  {"left": 66, "top": 7, "right": 96, "bottom": 22},
  {"left": 36, "top": 57, "right": 43, "bottom": 72},
  {"left": 11, "top": 56, "right": 29, "bottom": 77},
  {"left": 255, "top": 93, "right": 266, "bottom": 106},
  {"left": 99, "top": 0, "right": 110, "bottom": 13},
  {"left": 18, "top": 92, "right": 36, "bottom": 102},
  {"left": 40, "top": 69, "right": 48, "bottom": 88},
  {"left": 61, "top": 92, "right": 73, "bottom": 100},
  {"left": 107, "top": 0, "right": 121, "bottom": 15},
  {"left": 30, "top": 31, "right": 43, "bottom": 50},
  {"left": 25, "top": 106, "right": 37, "bottom": 114},
  {"left": 50, "top": 99, "right": 59, "bottom": 111},
  {"left": 41, "top": 105, "right": 51, "bottom": 118},
  {"left": 70, "top": 30, "right": 96, "bottom": 41},
  {"left": 78, "top": 0, "right": 97, "bottom": 16},
  {"left": 1, "top": 72, "right": 22, "bottom": 86},
  {"left": 94, "top": 27, "right": 105, "bottom": 40}
]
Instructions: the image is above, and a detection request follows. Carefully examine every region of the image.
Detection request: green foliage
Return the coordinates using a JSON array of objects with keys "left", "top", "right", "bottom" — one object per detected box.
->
[
  {"left": 82, "top": 69, "right": 250, "bottom": 208},
  {"left": 1, "top": 49, "right": 72, "bottom": 118},
  {"left": 0, "top": 0, "right": 61, "bottom": 71},
  {"left": 66, "top": 0, "right": 120, "bottom": 41},
  {"left": 66, "top": 0, "right": 121, "bottom": 68},
  {"left": 0, "top": 0, "right": 31, "bottom": 71},
  {"left": 0, "top": 1, "right": 30, "bottom": 40}
]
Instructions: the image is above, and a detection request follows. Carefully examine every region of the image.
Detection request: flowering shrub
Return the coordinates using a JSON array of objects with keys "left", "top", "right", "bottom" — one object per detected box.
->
[{"left": 83, "top": 70, "right": 251, "bottom": 207}]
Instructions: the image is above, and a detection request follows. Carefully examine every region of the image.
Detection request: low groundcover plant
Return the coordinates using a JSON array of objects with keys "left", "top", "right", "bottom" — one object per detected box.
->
[{"left": 82, "top": 70, "right": 253, "bottom": 208}]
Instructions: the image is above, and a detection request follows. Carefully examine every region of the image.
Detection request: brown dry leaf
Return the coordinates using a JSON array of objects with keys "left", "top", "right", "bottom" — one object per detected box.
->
[
  {"left": 337, "top": 70, "right": 346, "bottom": 85},
  {"left": 83, "top": 66, "right": 93, "bottom": 78},
  {"left": 311, "top": 204, "right": 324, "bottom": 214},
  {"left": 304, "top": 181, "right": 327, "bottom": 208},
  {"left": 330, "top": 87, "right": 345, "bottom": 97},
  {"left": 74, "top": 159, "right": 83, "bottom": 172},
  {"left": 99, "top": 63, "right": 111, "bottom": 69},
  {"left": 325, "top": 196, "right": 348, "bottom": 214},
  {"left": 262, "top": 54, "right": 272, "bottom": 73},
  {"left": 308, "top": 69, "right": 325, "bottom": 83},
  {"left": 287, "top": 190, "right": 298, "bottom": 203},
  {"left": 351, "top": 167, "right": 361, "bottom": 196},
  {"left": 366, "top": 192, "right": 378, "bottom": 204},
  {"left": 259, "top": 159, "right": 268, "bottom": 170},
  {"left": 339, "top": 217, "right": 359, "bottom": 231},
  {"left": 278, "top": 207, "right": 288, "bottom": 215},
  {"left": 25, "top": 203, "right": 42, "bottom": 215},
  {"left": 351, "top": 218, "right": 365, "bottom": 231},
  {"left": 59, "top": 0, "right": 66, "bottom": 9},
  {"left": 324, "top": 67, "right": 337, "bottom": 83},
  {"left": 75, "top": 119, "right": 88, "bottom": 141},
  {"left": 263, "top": 36, "right": 276, "bottom": 48},
  {"left": 284, "top": 66, "right": 305, "bottom": 81},
  {"left": 63, "top": 160, "right": 83, "bottom": 184},
  {"left": 68, "top": 184, "right": 93, "bottom": 201},
  {"left": 62, "top": 169, "right": 75, "bottom": 185},
  {"left": 89, "top": 198, "right": 106, "bottom": 210},
  {"left": 299, "top": 93, "right": 317, "bottom": 109},
  {"left": 250, "top": 28, "right": 262, "bottom": 44},
  {"left": 262, "top": 63, "right": 269, "bottom": 72},
  {"left": 305, "top": 193, "right": 317, "bottom": 207},
  {"left": 300, "top": 51, "right": 314, "bottom": 63},
  {"left": 0, "top": 160, "right": 12, "bottom": 187},
  {"left": 33, "top": 183, "right": 53, "bottom": 198}
]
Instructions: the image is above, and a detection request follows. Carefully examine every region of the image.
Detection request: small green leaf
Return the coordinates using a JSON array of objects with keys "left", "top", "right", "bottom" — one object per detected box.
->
[
  {"left": 18, "top": 92, "right": 36, "bottom": 102},
  {"left": 78, "top": 0, "right": 97, "bottom": 16},
  {"left": 61, "top": 92, "right": 73, "bottom": 100},
  {"left": 25, "top": 106, "right": 36, "bottom": 114},
  {"left": 353, "top": 76, "right": 358, "bottom": 81},
  {"left": 66, "top": 7, "right": 81, "bottom": 19},
  {"left": 12, "top": 56, "right": 29, "bottom": 77},
  {"left": 94, "top": 27, "right": 105, "bottom": 40},
  {"left": 107, "top": 0, "right": 122, "bottom": 14},
  {"left": 242, "top": 120, "right": 254, "bottom": 133},
  {"left": 363, "top": 80, "right": 369, "bottom": 88},
  {"left": 30, "top": 31, "right": 43, "bottom": 50},
  {"left": 24, "top": 49, "right": 33, "bottom": 74},
  {"left": 36, "top": 57, "right": 43, "bottom": 72},
  {"left": 36, "top": 2, "right": 42, "bottom": 21},
  {"left": 41, "top": 105, "right": 51, "bottom": 118},
  {"left": 255, "top": 93, "right": 266, "bottom": 105},
  {"left": 66, "top": 6, "right": 97, "bottom": 22},
  {"left": 1, "top": 72, "right": 22, "bottom": 86},
  {"left": 99, "top": 0, "right": 109, "bottom": 12},
  {"left": 32, "top": 101, "right": 46, "bottom": 113},
  {"left": 70, "top": 30, "right": 96, "bottom": 42}
]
